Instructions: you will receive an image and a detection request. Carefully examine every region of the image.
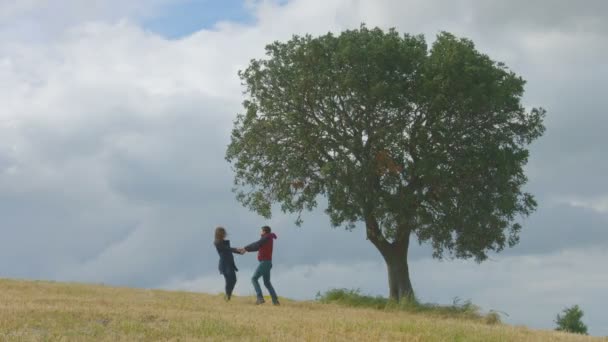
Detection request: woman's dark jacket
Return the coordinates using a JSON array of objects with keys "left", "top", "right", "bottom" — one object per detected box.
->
[{"left": 214, "top": 239, "right": 240, "bottom": 275}]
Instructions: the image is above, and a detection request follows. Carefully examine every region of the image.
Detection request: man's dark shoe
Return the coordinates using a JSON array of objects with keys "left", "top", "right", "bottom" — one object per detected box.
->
[
  {"left": 255, "top": 298, "right": 265, "bottom": 305},
  {"left": 224, "top": 294, "right": 231, "bottom": 302},
  {"left": 272, "top": 301, "right": 280, "bottom": 306}
]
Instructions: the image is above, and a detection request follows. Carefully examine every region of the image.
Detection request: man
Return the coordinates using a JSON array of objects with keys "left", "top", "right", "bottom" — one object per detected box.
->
[{"left": 241, "top": 226, "right": 279, "bottom": 305}]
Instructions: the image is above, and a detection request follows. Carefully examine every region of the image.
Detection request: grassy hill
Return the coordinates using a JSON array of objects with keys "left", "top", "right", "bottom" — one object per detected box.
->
[{"left": 0, "top": 278, "right": 604, "bottom": 341}]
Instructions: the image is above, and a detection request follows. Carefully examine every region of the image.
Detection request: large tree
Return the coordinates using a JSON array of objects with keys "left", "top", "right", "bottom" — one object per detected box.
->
[{"left": 226, "top": 26, "right": 545, "bottom": 300}]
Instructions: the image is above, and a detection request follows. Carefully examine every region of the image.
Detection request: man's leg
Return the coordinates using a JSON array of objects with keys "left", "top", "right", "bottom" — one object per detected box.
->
[
  {"left": 261, "top": 261, "right": 279, "bottom": 305},
  {"left": 251, "top": 262, "right": 265, "bottom": 303}
]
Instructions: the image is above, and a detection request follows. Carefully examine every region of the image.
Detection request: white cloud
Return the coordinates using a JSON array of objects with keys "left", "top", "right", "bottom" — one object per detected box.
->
[
  {"left": 558, "top": 196, "right": 608, "bottom": 214},
  {"left": 0, "top": 0, "right": 175, "bottom": 25},
  {"left": 0, "top": 0, "right": 181, "bottom": 45},
  {"left": 0, "top": 0, "right": 43, "bottom": 20}
]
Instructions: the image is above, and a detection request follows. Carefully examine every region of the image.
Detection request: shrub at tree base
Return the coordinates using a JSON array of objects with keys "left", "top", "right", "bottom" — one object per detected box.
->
[{"left": 316, "top": 288, "right": 501, "bottom": 324}]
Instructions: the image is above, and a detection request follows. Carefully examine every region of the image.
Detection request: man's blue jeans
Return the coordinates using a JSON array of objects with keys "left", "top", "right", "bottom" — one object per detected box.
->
[{"left": 252, "top": 260, "right": 278, "bottom": 303}]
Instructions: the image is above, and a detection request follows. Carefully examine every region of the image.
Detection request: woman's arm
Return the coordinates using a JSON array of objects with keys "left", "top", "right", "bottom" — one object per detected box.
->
[{"left": 214, "top": 241, "right": 240, "bottom": 254}]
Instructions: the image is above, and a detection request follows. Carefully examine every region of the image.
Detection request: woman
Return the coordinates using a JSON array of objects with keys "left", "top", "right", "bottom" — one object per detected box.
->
[{"left": 213, "top": 226, "right": 244, "bottom": 301}]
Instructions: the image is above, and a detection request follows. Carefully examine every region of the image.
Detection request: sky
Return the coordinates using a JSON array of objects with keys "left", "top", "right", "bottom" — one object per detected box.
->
[{"left": 1, "top": 0, "right": 607, "bottom": 336}]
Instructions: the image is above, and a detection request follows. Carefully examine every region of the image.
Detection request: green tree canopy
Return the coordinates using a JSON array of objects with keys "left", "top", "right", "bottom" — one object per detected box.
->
[
  {"left": 226, "top": 25, "right": 545, "bottom": 300},
  {"left": 555, "top": 305, "right": 588, "bottom": 335}
]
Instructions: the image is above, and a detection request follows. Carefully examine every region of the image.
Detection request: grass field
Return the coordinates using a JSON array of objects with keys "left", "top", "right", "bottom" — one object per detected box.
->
[{"left": 0, "top": 278, "right": 605, "bottom": 341}]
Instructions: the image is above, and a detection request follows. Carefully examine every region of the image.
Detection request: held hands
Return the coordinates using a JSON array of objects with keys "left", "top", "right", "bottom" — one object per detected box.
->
[{"left": 237, "top": 248, "right": 247, "bottom": 255}]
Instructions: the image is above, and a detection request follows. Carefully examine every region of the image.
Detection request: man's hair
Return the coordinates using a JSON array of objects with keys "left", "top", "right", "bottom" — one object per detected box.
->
[
  {"left": 214, "top": 226, "right": 226, "bottom": 243},
  {"left": 261, "top": 225, "right": 271, "bottom": 234}
]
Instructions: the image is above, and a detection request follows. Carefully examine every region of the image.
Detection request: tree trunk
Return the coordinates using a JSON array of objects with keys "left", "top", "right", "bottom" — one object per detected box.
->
[
  {"left": 365, "top": 215, "right": 414, "bottom": 301},
  {"left": 384, "top": 245, "right": 414, "bottom": 301}
]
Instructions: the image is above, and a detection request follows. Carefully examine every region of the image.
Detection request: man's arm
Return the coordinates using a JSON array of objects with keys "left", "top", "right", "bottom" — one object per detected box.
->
[{"left": 244, "top": 236, "right": 271, "bottom": 252}]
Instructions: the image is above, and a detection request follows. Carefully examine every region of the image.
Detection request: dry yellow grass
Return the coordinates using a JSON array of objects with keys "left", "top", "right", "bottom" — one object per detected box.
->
[{"left": 0, "top": 278, "right": 605, "bottom": 341}]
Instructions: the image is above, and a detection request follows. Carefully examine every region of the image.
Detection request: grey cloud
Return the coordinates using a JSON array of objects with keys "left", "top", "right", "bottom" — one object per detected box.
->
[
  {"left": 472, "top": 0, "right": 608, "bottom": 33},
  {"left": 504, "top": 202, "right": 608, "bottom": 256},
  {"left": 0, "top": 191, "right": 137, "bottom": 279},
  {"left": 525, "top": 88, "right": 608, "bottom": 198},
  {"left": 104, "top": 116, "right": 232, "bottom": 206}
]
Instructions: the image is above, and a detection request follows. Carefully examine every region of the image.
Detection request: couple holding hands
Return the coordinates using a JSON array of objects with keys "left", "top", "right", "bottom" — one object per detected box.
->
[{"left": 213, "top": 225, "right": 279, "bottom": 305}]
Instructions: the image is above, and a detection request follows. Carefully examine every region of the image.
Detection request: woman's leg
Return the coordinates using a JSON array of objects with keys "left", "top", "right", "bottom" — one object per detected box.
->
[{"left": 224, "top": 270, "right": 237, "bottom": 300}]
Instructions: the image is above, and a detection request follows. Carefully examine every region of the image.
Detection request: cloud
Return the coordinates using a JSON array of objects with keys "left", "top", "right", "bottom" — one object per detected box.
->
[
  {"left": 0, "top": 0, "right": 175, "bottom": 28},
  {"left": 564, "top": 196, "right": 608, "bottom": 214},
  {"left": 502, "top": 202, "right": 608, "bottom": 256},
  {"left": 472, "top": 0, "right": 608, "bottom": 34},
  {"left": 0, "top": 0, "right": 179, "bottom": 48}
]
